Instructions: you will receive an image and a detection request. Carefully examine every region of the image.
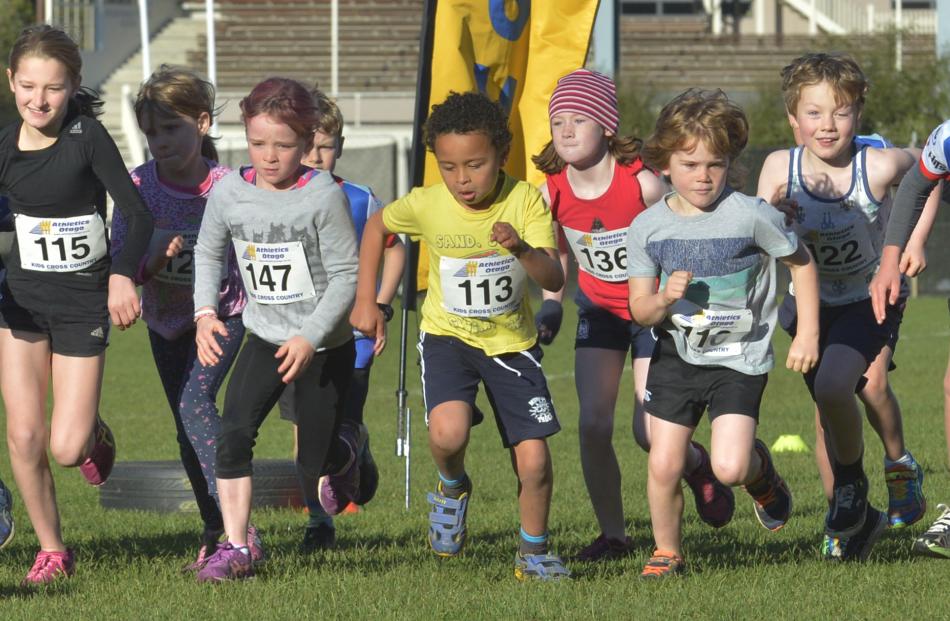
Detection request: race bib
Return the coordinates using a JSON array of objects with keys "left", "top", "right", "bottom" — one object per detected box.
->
[
  {"left": 153, "top": 229, "right": 197, "bottom": 286},
  {"left": 15, "top": 213, "right": 107, "bottom": 272},
  {"left": 803, "top": 232, "right": 875, "bottom": 277},
  {"left": 671, "top": 307, "right": 753, "bottom": 357},
  {"left": 562, "top": 225, "right": 628, "bottom": 282},
  {"left": 233, "top": 239, "right": 315, "bottom": 305},
  {"left": 440, "top": 254, "right": 525, "bottom": 317}
]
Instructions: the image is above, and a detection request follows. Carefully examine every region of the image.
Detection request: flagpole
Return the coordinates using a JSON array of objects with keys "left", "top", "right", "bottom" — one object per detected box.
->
[{"left": 395, "top": 0, "right": 437, "bottom": 511}]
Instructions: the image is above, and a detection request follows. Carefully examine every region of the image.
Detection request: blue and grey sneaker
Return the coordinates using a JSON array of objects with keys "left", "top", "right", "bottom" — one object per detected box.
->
[
  {"left": 0, "top": 477, "right": 13, "bottom": 549},
  {"left": 514, "top": 552, "right": 572, "bottom": 581},
  {"left": 427, "top": 481, "right": 471, "bottom": 557},
  {"left": 885, "top": 454, "right": 926, "bottom": 528}
]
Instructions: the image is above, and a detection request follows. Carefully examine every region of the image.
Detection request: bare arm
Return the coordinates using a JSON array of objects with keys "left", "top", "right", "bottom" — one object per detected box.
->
[
  {"left": 377, "top": 237, "right": 406, "bottom": 304},
  {"left": 349, "top": 211, "right": 390, "bottom": 338},
  {"left": 628, "top": 271, "right": 690, "bottom": 327},
  {"left": 779, "top": 242, "right": 819, "bottom": 373}
]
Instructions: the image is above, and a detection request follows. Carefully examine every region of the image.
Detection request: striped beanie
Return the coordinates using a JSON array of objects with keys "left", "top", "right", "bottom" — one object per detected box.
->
[{"left": 548, "top": 69, "right": 619, "bottom": 134}]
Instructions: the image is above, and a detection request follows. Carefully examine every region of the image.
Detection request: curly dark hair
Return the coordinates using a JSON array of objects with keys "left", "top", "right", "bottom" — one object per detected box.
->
[{"left": 424, "top": 91, "right": 512, "bottom": 154}]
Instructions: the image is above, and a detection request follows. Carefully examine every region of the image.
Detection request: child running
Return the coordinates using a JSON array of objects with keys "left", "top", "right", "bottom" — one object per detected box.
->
[
  {"left": 191, "top": 77, "right": 359, "bottom": 582},
  {"left": 0, "top": 25, "right": 153, "bottom": 584},
  {"left": 109, "top": 65, "right": 255, "bottom": 569},
  {"left": 757, "top": 53, "right": 932, "bottom": 559},
  {"left": 276, "top": 89, "right": 405, "bottom": 551},
  {"left": 350, "top": 92, "right": 569, "bottom": 581},
  {"left": 532, "top": 69, "right": 733, "bottom": 562},
  {"left": 871, "top": 118, "right": 950, "bottom": 558},
  {"left": 627, "top": 89, "right": 819, "bottom": 577}
]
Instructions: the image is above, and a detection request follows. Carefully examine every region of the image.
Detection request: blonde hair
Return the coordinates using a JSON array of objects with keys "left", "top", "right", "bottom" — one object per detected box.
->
[
  {"left": 781, "top": 53, "right": 868, "bottom": 114},
  {"left": 310, "top": 87, "right": 344, "bottom": 139},
  {"left": 532, "top": 135, "right": 642, "bottom": 175},
  {"left": 135, "top": 65, "right": 218, "bottom": 160},
  {"left": 641, "top": 89, "right": 749, "bottom": 187}
]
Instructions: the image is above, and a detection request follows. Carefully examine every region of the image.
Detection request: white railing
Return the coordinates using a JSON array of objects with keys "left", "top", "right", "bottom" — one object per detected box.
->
[
  {"left": 704, "top": 1, "right": 937, "bottom": 36},
  {"left": 120, "top": 84, "right": 147, "bottom": 168}
]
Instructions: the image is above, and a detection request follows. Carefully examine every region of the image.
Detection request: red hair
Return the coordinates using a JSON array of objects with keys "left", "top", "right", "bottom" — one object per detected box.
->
[{"left": 239, "top": 78, "right": 319, "bottom": 140}]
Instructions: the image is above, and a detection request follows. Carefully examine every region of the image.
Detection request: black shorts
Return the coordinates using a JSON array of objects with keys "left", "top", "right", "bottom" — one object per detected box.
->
[
  {"left": 779, "top": 295, "right": 904, "bottom": 398},
  {"left": 418, "top": 332, "right": 560, "bottom": 448},
  {"left": 0, "top": 277, "right": 110, "bottom": 356},
  {"left": 575, "top": 303, "right": 656, "bottom": 358},
  {"left": 644, "top": 333, "right": 767, "bottom": 428}
]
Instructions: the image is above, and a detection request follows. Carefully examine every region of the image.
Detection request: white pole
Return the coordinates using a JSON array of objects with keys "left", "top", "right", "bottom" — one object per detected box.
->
[
  {"left": 809, "top": 0, "right": 817, "bottom": 35},
  {"left": 896, "top": 0, "right": 903, "bottom": 71},
  {"left": 712, "top": 0, "right": 722, "bottom": 36},
  {"left": 206, "top": 0, "right": 217, "bottom": 88},
  {"left": 44, "top": 0, "right": 52, "bottom": 24},
  {"left": 867, "top": 4, "right": 874, "bottom": 33},
  {"left": 755, "top": 0, "right": 764, "bottom": 35},
  {"left": 331, "top": 0, "right": 339, "bottom": 96},
  {"left": 138, "top": 0, "right": 151, "bottom": 81}
]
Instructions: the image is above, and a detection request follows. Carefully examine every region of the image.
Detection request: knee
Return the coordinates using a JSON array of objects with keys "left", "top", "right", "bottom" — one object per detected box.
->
[
  {"left": 516, "top": 451, "right": 551, "bottom": 489},
  {"left": 215, "top": 428, "right": 255, "bottom": 477},
  {"left": 711, "top": 453, "right": 750, "bottom": 487},
  {"left": 7, "top": 425, "right": 47, "bottom": 462},
  {"left": 578, "top": 412, "right": 613, "bottom": 447},
  {"left": 428, "top": 418, "right": 468, "bottom": 453},
  {"left": 49, "top": 435, "right": 87, "bottom": 467},
  {"left": 860, "top": 373, "right": 889, "bottom": 403},
  {"left": 813, "top": 372, "right": 855, "bottom": 411},
  {"left": 648, "top": 450, "right": 684, "bottom": 486}
]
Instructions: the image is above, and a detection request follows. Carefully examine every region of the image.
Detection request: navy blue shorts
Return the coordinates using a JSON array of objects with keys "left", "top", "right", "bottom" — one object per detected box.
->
[
  {"left": 575, "top": 302, "right": 656, "bottom": 358},
  {"left": 644, "top": 332, "right": 767, "bottom": 427},
  {"left": 779, "top": 294, "right": 904, "bottom": 399},
  {"left": 418, "top": 332, "right": 560, "bottom": 448}
]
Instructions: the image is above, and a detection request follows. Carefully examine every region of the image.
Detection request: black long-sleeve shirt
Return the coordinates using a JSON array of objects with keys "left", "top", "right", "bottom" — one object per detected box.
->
[{"left": 0, "top": 108, "right": 152, "bottom": 290}]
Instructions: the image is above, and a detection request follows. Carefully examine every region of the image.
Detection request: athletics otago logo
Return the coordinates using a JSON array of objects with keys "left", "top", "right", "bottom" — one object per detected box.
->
[
  {"left": 243, "top": 244, "right": 257, "bottom": 261},
  {"left": 454, "top": 261, "right": 480, "bottom": 278},
  {"left": 580, "top": 234, "right": 593, "bottom": 247},
  {"left": 30, "top": 220, "right": 53, "bottom": 235}
]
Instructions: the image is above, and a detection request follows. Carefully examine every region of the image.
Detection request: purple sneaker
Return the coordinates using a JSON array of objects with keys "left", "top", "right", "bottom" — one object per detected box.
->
[
  {"left": 247, "top": 524, "right": 265, "bottom": 564},
  {"left": 79, "top": 417, "right": 116, "bottom": 486},
  {"left": 196, "top": 543, "right": 254, "bottom": 583},
  {"left": 319, "top": 424, "right": 366, "bottom": 515}
]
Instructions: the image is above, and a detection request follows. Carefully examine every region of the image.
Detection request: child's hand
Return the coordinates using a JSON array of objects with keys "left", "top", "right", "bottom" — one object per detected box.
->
[
  {"left": 774, "top": 198, "right": 799, "bottom": 226},
  {"left": 146, "top": 233, "right": 184, "bottom": 276},
  {"left": 491, "top": 222, "right": 526, "bottom": 256},
  {"left": 108, "top": 274, "right": 141, "bottom": 329},
  {"left": 661, "top": 271, "right": 692, "bottom": 305},
  {"left": 350, "top": 299, "right": 384, "bottom": 341},
  {"left": 196, "top": 314, "right": 229, "bottom": 366},
  {"left": 373, "top": 321, "right": 388, "bottom": 357},
  {"left": 275, "top": 335, "right": 316, "bottom": 384},
  {"left": 786, "top": 334, "right": 818, "bottom": 374},
  {"left": 899, "top": 244, "right": 927, "bottom": 277}
]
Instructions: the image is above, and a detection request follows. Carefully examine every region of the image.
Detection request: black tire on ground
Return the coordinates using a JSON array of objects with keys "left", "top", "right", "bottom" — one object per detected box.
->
[{"left": 99, "top": 459, "right": 303, "bottom": 513}]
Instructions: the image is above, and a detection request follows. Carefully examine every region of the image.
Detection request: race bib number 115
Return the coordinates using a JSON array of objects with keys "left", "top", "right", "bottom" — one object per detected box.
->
[{"left": 15, "top": 213, "right": 107, "bottom": 272}]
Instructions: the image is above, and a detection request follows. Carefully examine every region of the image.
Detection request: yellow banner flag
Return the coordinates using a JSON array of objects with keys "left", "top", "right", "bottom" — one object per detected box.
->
[{"left": 416, "top": 0, "right": 601, "bottom": 288}]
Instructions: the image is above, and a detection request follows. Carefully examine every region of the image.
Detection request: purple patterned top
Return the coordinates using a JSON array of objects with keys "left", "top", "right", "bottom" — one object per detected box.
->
[{"left": 111, "top": 159, "right": 246, "bottom": 339}]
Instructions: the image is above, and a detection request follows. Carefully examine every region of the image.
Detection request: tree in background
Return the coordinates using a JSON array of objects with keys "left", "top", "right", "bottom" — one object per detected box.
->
[{"left": 0, "top": 1, "right": 37, "bottom": 127}]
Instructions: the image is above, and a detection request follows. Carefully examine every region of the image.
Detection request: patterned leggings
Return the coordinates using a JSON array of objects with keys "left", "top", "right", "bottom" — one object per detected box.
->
[{"left": 148, "top": 316, "right": 244, "bottom": 530}]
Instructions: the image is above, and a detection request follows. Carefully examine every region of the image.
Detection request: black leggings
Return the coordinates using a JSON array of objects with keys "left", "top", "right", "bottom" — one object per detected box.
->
[{"left": 216, "top": 334, "right": 354, "bottom": 479}]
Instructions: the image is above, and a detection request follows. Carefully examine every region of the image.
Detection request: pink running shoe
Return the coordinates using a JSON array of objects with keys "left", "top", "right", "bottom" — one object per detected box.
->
[
  {"left": 683, "top": 441, "right": 735, "bottom": 528},
  {"left": 196, "top": 543, "right": 254, "bottom": 583},
  {"left": 79, "top": 417, "right": 116, "bottom": 486},
  {"left": 22, "top": 549, "right": 75, "bottom": 586},
  {"left": 247, "top": 524, "right": 265, "bottom": 564},
  {"left": 319, "top": 424, "right": 366, "bottom": 515}
]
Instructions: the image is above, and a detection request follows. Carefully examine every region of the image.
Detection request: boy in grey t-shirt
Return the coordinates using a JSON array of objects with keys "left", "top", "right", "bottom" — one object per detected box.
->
[{"left": 626, "top": 90, "right": 820, "bottom": 578}]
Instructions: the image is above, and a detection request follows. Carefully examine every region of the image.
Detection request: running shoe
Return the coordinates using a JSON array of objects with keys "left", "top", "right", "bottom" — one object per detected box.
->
[
  {"left": 355, "top": 434, "right": 379, "bottom": 505},
  {"left": 196, "top": 543, "right": 254, "bottom": 583},
  {"left": 912, "top": 503, "right": 950, "bottom": 559},
  {"left": 572, "top": 533, "right": 633, "bottom": 562},
  {"left": 825, "top": 471, "right": 869, "bottom": 538},
  {"left": 427, "top": 480, "right": 471, "bottom": 557},
  {"left": 247, "top": 524, "right": 265, "bottom": 564},
  {"left": 182, "top": 527, "right": 224, "bottom": 573},
  {"left": 885, "top": 455, "right": 926, "bottom": 528},
  {"left": 0, "top": 478, "right": 14, "bottom": 549},
  {"left": 745, "top": 439, "right": 793, "bottom": 531},
  {"left": 823, "top": 505, "right": 887, "bottom": 562},
  {"left": 683, "top": 441, "right": 735, "bottom": 528},
  {"left": 79, "top": 416, "right": 116, "bottom": 486},
  {"left": 300, "top": 521, "right": 336, "bottom": 553},
  {"left": 22, "top": 549, "right": 75, "bottom": 586},
  {"left": 640, "top": 550, "right": 686, "bottom": 578},
  {"left": 319, "top": 423, "right": 366, "bottom": 515},
  {"left": 514, "top": 552, "right": 571, "bottom": 581}
]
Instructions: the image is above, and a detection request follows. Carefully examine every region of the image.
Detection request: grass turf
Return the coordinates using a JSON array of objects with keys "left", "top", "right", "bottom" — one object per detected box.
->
[{"left": 1, "top": 295, "right": 950, "bottom": 619}]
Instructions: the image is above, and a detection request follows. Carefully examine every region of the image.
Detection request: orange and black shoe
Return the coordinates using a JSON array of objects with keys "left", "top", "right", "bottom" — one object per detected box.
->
[
  {"left": 640, "top": 550, "right": 686, "bottom": 579},
  {"left": 744, "top": 439, "right": 792, "bottom": 532}
]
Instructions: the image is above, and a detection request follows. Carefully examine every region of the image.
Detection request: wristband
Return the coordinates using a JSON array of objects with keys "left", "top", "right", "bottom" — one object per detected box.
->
[
  {"left": 377, "top": 303, "right": 394, "bottom": 322},
  {"left": 193, "top": 309, "right": 217, "bottom": 323}
]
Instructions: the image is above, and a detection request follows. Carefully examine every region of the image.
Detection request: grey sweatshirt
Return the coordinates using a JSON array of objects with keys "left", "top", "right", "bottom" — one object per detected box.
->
[
  {"left": 882, "top": 165, "right": 945, "bottom": 249},
  {"left": 194, "top": 169, "right": 357, "bottom": 350}
]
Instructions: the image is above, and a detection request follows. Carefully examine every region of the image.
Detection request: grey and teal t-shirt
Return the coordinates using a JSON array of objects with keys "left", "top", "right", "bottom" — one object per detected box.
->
[{"left": 626, "top": 189, "right": 798, "bottom": 375}]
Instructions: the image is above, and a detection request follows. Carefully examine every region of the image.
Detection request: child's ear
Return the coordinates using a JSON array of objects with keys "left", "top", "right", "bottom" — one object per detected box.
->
[
  {"left": 499, "top": 145, "right": 511, "bottom": 167},
  {"left": 196, "top": 111, "right": 212, "bottom": 136}
]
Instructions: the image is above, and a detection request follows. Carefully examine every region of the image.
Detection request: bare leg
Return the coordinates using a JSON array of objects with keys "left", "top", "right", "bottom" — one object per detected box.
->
[
  {"left": 857, "top": 345, "right": 904, "bottom": 461},
  {"left": 510, "top": 439, "right": 553, "bottom": 538},
  {"left": 428, "top": 401, "right": 473, "bottom": 481},
  {"left": 708, "top": 414, "right": 761, "bottom": 486},
  {"left": 218, "top": 476, "right": 252, "bottom": 547},
  {"left": 646, "top": 416, "right": 693, "bottom": 556}
]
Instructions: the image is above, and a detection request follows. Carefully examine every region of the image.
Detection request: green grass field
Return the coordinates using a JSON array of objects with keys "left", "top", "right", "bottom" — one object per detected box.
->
[{"left": 2, "top": 295, "right": 950, "bottom": 619}]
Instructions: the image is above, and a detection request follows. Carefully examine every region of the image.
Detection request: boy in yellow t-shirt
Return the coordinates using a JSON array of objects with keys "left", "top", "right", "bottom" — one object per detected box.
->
[{"left": 350, "top": 92, "right": 568, "bottom": 581}]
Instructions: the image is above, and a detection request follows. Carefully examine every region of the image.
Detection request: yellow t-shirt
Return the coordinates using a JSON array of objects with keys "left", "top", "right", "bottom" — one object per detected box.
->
[{"left": 383, "top": 173, "right": 556, "bottom": 356}]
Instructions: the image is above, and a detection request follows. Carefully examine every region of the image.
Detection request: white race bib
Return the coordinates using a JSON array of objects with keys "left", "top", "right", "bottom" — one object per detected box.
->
[
  {"left": 671, "top": 307, "right": 753, "bottom": 357},
  {"left": 15, "top": 213, "right": 107, "bottom": 272},
  {"left": 562, "top": 225, "right": 628, "bottom": 282},
  {"left": 233, "top": 239, "right": 315, "bottom": 305},
  {"left": 153, "top": 229, "right": 197, "bottom": 286},
  {"left": 802, "top": 231, "right": 875, "bottom": 277},
  {"left": 440, "top": 254, "right": 525, "bottom": 317}
]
